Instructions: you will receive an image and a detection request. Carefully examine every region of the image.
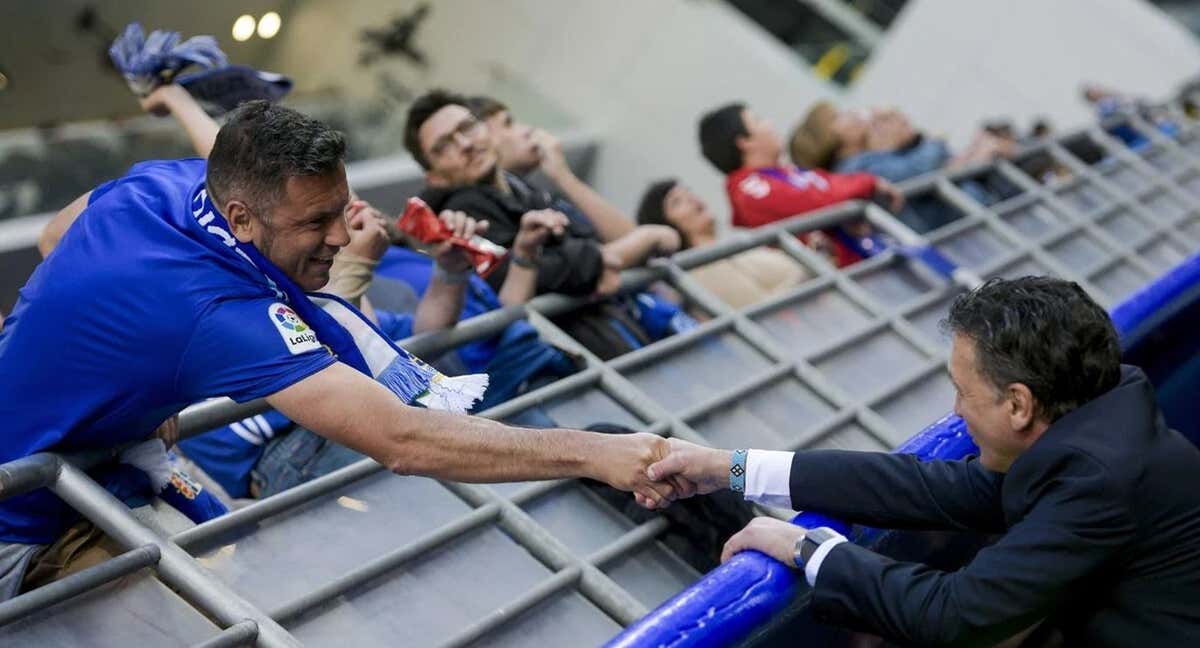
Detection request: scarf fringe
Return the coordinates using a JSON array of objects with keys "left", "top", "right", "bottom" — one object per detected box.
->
[
  {"left": 415, "top": 373, "right": 490, "bottom": 414},
  {"left": 376, "top": 354, "right": 439, "bottom": 404}
]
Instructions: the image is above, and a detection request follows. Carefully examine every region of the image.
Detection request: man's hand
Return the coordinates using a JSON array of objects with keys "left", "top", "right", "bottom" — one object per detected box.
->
[
  {"left": 532, "top": 129, "right": 570, "bottom": 180},
  {"left": 343, "top": 200, "right": 391, "bottom": 262},
  {"left": 721, "top": 517, "right": 806, "bottom": 567},
  {"left": 873, "top": 179, "right": 905, "bottom": 213},
  {"left": 433, "top": 210, "right": 489, "bottom": 274},
  {"left": 138, "top": 83, "right": 190, "bottom": 117},
  {"left": 153, "top": 414, "right": 180, "bottom": 449},
  {"left": 645, "top": 438, "right": 732, "bottom": 498},
  {"left": 589, "top": 433, "right": 677, "bottom": 509},
  {"left": 513, "top": 209, "right": 568, "bottom": 260}
]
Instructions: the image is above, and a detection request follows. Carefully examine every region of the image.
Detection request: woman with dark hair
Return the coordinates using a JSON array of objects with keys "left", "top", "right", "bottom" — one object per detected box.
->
[{"left": 637, "top": 179, "right": 810, "bottom": 310}]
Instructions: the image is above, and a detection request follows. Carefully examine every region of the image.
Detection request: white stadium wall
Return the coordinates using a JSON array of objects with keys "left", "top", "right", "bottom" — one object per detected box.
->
[
  {"left": 849, "top": 0, "right": 1200, "bottom": 148},
  {"left": 267, "top": 0, "right": 840, "bottom": 230}
]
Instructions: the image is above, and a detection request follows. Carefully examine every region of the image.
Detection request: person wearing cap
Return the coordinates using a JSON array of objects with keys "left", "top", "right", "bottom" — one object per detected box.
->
[
  {"left": 636, "top": 179, "right": 810, "bottom": 310},
  {"left": 697, "top": 103, "right": 904, "bottom": 269}
]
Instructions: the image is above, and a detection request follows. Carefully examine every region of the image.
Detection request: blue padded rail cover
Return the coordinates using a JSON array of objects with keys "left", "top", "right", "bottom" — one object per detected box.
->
[{"left": 606, "top": 250, "right": 1200, "bottom": 648}]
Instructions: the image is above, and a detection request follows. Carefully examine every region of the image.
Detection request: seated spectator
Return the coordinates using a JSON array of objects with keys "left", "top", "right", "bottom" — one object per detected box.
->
[
  {"left": 407, "top": 90, "right": 694, "bottom": 359},
  {"left": 466, "top": 96, "right": 647, "bottom": 246},
  {"left": 789, "top": 102, "right": 1014, "bottom": 231},
  {"left": 697, "top": 103, "right": 904, "bottom": 268},
  {"left": 1082, "top": 83, "right": 1181, "bottom": 149},
  {"left": 637, "top": 179, "right": 810, "bottom": 310},
  {"left": 790, "top": 102, "right": 1014, "bottom": 183}
]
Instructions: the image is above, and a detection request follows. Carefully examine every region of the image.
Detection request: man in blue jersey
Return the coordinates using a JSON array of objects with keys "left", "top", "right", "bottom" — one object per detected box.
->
[
  {"left": 97, "top": 83, "right": 579, "bottom": 501},
  {"left": 0, "top": 100, "right": 676, "bottom": 598}
]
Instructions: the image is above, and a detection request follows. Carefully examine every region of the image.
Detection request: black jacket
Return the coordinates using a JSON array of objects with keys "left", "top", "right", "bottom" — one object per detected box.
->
[
  {"left": 420, "top": 173, "right": 605, "bottom": 296},
  {"left": 790, "top": 366, "right": 1200, "bottom": 646}
]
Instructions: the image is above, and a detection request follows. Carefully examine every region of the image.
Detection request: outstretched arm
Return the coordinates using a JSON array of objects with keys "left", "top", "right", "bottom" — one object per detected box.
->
[{"left": 266, "top": 361, "right": 677, "bottom": 506}]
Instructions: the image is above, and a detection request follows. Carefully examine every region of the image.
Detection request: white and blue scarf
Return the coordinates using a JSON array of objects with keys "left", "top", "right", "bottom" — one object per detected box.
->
[{"left": 189, "top": 185, "right": 489, "bottom": 412}]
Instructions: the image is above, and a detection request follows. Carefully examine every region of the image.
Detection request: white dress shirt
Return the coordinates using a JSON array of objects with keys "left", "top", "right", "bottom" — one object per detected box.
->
[{"left": 745, "top": 449, "right": 847, "bottom": 586}]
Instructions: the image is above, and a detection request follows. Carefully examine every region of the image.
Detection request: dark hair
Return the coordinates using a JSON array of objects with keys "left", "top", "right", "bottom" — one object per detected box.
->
[
  {"left": 404, "top": 89, "right": 470, "bottom": 169},
  {"left": 698, "top": 103, "right": 748, "bottom": 174},
  {"left": 636, "top": 178, "right": 689, "bottom": 247},
  {"left": 465, "top": 95, "right": 508, "bottom": 121},
  {"left": 207, "top": 101, "right": 345, "bottom": 213},
  {"left": 942, "top": 276, "right": 1121, "bottom": 422}
]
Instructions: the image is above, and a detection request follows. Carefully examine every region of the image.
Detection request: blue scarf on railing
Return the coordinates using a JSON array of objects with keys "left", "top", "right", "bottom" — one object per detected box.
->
[{"left": 189, "top": 185, "right": 488, "bottom": 411}]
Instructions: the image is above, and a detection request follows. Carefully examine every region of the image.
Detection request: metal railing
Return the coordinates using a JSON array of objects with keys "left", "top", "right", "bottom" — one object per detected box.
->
[{"left": 0, "top": 110, "right": 1198, "bottom": 647}]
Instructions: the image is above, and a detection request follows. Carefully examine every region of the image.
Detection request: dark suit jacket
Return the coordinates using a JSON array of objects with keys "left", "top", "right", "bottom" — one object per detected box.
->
[{"left": 790, "top": 366, "right": 1200, "bottom": 646}]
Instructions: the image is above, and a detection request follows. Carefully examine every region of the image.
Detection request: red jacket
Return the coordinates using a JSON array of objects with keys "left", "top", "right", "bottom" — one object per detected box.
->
[{"left": 726, "top": 166, "right": 876, "bottom": 268}]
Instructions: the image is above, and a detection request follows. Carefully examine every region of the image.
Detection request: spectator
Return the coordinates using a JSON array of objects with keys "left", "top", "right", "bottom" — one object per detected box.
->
[
  {"left": 637, "top": 179, "right": 810, "bottom": 310},
  {"left": 0, "top": 101, "right": 678, "bottom": 598},
  {"left": 106, "top": 84, "right": 579, "bottom": 499},
  {"left": 1082, "top": 83, "right": 1181, "bottom": 149},
  {"left": 789, "top": 102, "right": 1014, "bottom": 231},
  {"left": 406, "top": 90, "right": 693, "bottom": 359},
  {"left": 409, "top": 91, "right": 679, "bottom": 296},
  {"left": 791, "top": 102, "right": 1014, "bottom": 183},
  {"left": 466, "top": 95, "right": 638, "bottom": 245},
  {"left": 697, "top": 103, "right": 903, "bottom": 268}
]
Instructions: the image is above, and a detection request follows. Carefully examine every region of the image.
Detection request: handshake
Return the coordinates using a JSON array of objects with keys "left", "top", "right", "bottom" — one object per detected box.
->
[
  {"left": 590, "top": 435, "right": 732, "bottom": 509},
  {"left": 596, "top": 434, "right": 812, "bottom": 568}
]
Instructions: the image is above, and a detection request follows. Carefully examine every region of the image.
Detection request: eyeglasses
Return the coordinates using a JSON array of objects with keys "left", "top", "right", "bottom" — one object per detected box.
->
[{"left": 429, "top": 116, "right": 486, "bottom": 158}]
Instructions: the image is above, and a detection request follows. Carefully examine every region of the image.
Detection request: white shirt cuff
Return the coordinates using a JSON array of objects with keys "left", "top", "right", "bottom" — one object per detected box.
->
[
  {"left": 744, "top": 449, "right": 795, "bottom": 509},
  {"left": 804, "top": 535, "right": 848, "bottom": 587}
]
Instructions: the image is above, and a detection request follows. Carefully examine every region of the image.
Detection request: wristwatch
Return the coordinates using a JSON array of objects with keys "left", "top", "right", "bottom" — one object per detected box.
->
[{"left": 793, "top": 526, "right": 840, "bottom": 569}]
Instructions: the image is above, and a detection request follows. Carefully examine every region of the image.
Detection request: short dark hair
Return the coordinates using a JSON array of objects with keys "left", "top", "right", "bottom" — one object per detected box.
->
[
  {"left": 207, "top": 100, "right": 345, "bottom": 212},
  {"left": 404, "top": 89, "right": 470, "bottom": 169},
  {"left": 698, "top": 103, "right": 748, "bottom": 174},
  {"left": 465, "top": 95, "right": 508, "bottom": 121},
  {"left": 636, "top": 178, "right": 688, "bottom": 247},
  {"left": 943, "top": 276, "right": 1121, "bottom": 422}
]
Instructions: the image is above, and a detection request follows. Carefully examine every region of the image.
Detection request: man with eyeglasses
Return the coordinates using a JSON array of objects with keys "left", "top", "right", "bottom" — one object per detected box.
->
[{"left": 403, "top": 90, "right": 682, "bottom": 304}]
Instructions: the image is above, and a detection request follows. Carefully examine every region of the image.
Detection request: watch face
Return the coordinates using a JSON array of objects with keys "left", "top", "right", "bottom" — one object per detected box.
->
[{"left": 800, "top": 527, "right": 838, "bottom": 565}]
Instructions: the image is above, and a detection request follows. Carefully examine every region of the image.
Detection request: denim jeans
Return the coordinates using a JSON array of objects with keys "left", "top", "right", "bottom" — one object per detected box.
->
[{"left": 251, "top": 427, "right": 365, "bottom": 498}]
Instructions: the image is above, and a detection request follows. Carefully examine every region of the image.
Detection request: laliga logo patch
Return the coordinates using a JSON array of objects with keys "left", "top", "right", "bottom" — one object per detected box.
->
[
  {"left": 168, "top": 472, "right": 202, "bottom": 500},
  {"left": 269, "top": 303, "right": 322, "bottom": 355}
]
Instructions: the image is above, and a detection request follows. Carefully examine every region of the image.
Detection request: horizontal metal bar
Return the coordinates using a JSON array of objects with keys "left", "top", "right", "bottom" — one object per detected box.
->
[
  {"left": 605, "top": 315, "right": 736, "bottom": 373},
  {"left": 172, "top": 458, "right": 383, "bottom": 551},
  {"left": 0, "top": 543, "right": 160, "bottom": 627},
  {"left": 436, "top": 566, "right": 582, "bottom": 648},
  {"left": 0, "top": 453, "right": 60, "bottom": 501},
  {"left": 474, "top": 367, "right": 604, "bottom": 422},
  {"left": 677, "top": 364, "right": 794, "bottom": 424},
  {"left": 191, "top": 620, "right": 259, "bottom": 648},
  {"left": 269, "top": 503, "right": 501, "bottom": 624},
  {"left": 51, "top": 461, "right": 300, "bottom": 648},
  {"left": 670, "top": 202, "right": 865, "bottom": 271},
  {"left": 587, "top": 517, "right": 671, "bottom": 568}
]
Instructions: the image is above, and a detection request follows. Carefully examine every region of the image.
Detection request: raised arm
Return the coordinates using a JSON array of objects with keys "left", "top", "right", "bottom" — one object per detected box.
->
[
  {"left": 266, "top": 361, "right": 676, "bottom": 506},
  {"left": 140, "top": 84, "right": 219, "bottom": 158},
  {"left": 533, "top": 129, "right": 634, "bottom": 243}
]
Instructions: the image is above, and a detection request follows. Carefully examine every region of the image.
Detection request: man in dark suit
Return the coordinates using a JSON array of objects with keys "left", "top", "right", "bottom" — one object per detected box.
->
[{"left": 648, "top": 276, "right": 1200, "bottom": 646}]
